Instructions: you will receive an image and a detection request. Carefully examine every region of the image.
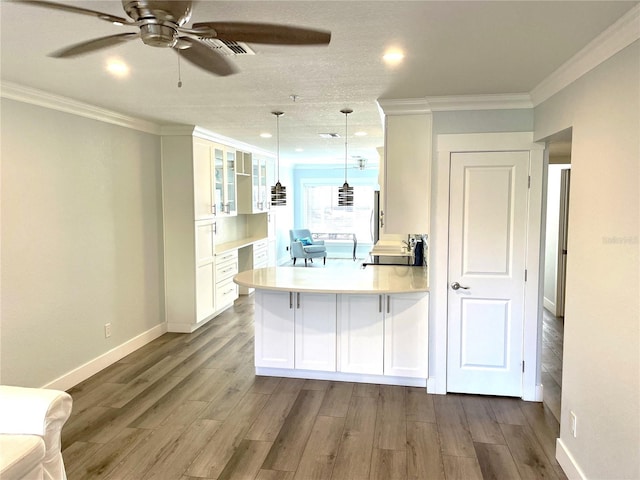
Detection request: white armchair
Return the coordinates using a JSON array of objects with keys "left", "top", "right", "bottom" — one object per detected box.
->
[{"left": 0, "top": 386, "right": 73, "bottom": 480}]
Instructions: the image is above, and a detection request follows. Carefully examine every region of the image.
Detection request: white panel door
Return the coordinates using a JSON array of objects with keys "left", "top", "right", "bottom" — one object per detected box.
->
[
  {"left": 338, "top": 294, "right": 384, "bottom": 375},
  {"left": 255, "top": 290, "right": 295, "bottom": 368},
  {"left": 295, "top": 293, "right": 337, "bottom": 371},
  {"left": 447, "top": 151, "right": 529, "bottom": 397},
  {"left": 384, "top": 293, "right": 429, "bottom": 378}
]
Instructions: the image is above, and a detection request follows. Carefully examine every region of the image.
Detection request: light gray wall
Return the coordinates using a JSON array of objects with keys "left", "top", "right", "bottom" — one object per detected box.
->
[
  {"left": 534, "top": 40, "right": 639, "bottom": 479},
  {"left": 1, "top": 98, "right": 165, "bottom": 387},
  {"left": 543, "top": 164, "right": 571, "bottom": 314}
]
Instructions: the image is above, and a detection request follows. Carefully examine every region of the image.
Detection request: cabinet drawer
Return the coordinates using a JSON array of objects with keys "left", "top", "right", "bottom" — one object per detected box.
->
[
  {"left": 216, "top": 259, "right": 238, "bottom": 281},
  {"left": 216, "top": 250, "right": 238, "bottom": 264},
  {"left": 216, "top": 278, "right": 238, "bottom": 308},
  {"left": 253, "top": 249, "right": 269, "bottom": 266}
]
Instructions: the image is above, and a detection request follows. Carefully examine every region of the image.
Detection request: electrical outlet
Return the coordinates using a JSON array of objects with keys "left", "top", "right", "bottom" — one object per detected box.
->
[
  {"left": 570, "top": 411, "right": 577, "bottom": 437},
  {"left": 104, "top": 323, "right": 112, "bottom": 338}
]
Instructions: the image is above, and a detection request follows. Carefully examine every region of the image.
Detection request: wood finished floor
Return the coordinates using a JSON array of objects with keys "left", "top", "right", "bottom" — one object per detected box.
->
[
  {"left": 541, "top": 309, "right": 564, "bottom": 423},
  {"left": 62, "top": 291, "right": 567, "bottom": 480}
]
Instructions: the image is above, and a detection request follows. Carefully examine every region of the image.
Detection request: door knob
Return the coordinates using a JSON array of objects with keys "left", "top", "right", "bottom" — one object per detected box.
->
[{"left": 451, "top": 282, "right": 470, "bottom": 290}]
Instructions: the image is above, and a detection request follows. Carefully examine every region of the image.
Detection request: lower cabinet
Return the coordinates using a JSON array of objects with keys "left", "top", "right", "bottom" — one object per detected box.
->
[
  {"left": 255, "top": 290, "right": 337, "bottom": 370},
  {"left": 337, "top": 294, "right": 384, "bottom": 375},
  {"left": 338, "top": 293, "right": 428, "bottom": 378},
  {"left": 383, "top": 293, "right": 429, "bottom": 378},
  {"left": 215, "top": 250, "right": 238, "bottom": 310},
  {"left": 254, "top": 290, "right": 429, "bottom": 382}
]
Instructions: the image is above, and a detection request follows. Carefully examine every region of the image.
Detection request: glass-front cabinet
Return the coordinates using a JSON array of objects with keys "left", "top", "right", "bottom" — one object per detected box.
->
[
  {"left": 239, "top": 154, "right": 273, "bottom": 214},
  {"left": 213, "top": 145, "right": 237, "bottom": 216}
]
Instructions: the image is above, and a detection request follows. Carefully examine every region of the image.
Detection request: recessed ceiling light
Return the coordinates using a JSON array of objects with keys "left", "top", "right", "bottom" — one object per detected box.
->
[
  {"left": 106, "top": 59, "right": 129, "bottom": 77},
  {"left": 383, "top": 50, "right": 404, "bottom": 65},
  {"left": 295, "top": 148, "right": 304, "bottom": 152},
  {"left": 319, "top": 133, "right": 340, "bottom": 139},
  {"left": 260, "top": 133, "right": 272, "bottom": 138},
  {"left": 354, "top": 131, "right": 368, "bottom": 137}
]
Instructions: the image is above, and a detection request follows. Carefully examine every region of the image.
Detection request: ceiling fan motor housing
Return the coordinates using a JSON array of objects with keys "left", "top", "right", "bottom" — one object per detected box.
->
[{"left": 122, "top": 0, "right": 193, "bottom": 47}]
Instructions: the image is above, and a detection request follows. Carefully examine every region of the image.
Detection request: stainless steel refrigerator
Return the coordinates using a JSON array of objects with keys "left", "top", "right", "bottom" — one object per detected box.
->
[{"left": 371, "top": 190, "right": 380, "bottom": 244}]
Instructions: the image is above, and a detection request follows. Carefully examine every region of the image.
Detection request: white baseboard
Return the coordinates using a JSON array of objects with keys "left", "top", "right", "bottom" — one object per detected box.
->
[
  {"left": 42, "top": 323, "right": 167, "bottom": 391},
  {"left": 556, "top": 438, "right": 587, "bottom": 480},
  {"left": 255, "top": 367, "right": 427, "bottom": 388},
  {"left": 426, "top": 377, "right": 443, "bottom": 394},
  {"left": 544, "top": 297, "right": 557, "bottom": 316},
  {"left": 535, "top": 383, "right": 544, "bottom": 402}
]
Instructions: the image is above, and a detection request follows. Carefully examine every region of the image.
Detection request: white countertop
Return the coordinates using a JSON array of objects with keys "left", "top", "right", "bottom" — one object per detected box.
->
[{"left": 233, "top": 265, "right": 428, "bottom": 294}]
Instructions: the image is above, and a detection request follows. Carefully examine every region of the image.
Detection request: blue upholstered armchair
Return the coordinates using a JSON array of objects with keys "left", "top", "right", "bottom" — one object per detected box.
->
[{"left": 289, "top": 229, "right": 327, "bottom": 266}]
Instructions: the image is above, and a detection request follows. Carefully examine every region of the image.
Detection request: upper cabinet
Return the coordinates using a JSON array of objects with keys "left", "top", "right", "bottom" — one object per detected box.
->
[
  {"left": 193, "top": 137, "right": 237, "bottom": 218},
  {"left": 213, "top": 144, "right": 237, "bottom": 216},
  {"left": 381, "top": 110, "right": 433, "bottom": 234},
  {"left": 238, "top": 154, "right": 273, "bottom": 214}
]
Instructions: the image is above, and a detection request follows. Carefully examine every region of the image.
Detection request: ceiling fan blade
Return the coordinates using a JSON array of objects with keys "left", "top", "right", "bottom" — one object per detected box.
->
[
  {"left": 192, "top": 22, "right": 331, "bottom": 45},
  {"left": 50, "top": 33, "right": 138, "bottom": 58},
  {"left": 177, "top": 38, "right": 237, "bottom": 77},
  {"left": 13, "top": 0, "right": 131, "bottom": 24}
]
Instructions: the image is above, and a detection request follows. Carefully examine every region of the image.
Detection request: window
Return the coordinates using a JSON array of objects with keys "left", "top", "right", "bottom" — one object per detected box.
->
[{"left": 303, "top": 185, "right": 376, "bottom": 242}]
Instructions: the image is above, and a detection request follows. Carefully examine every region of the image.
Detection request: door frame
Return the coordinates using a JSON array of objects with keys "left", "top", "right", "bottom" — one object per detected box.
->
[{"left": 429, "top": 132, "right": 545, "bottom": 401}]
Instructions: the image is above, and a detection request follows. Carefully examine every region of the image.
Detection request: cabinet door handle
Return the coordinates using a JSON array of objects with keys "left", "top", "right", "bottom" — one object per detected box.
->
[
  {"left": 297, "top": 292, "right": 300, "bottom": 309},
  {"left": 379, "top": 295, "right": 382, "bottom": 313},
  {"left": 387, "top": 295, "right": 390, "bottom": 314},
  {"left": 212, "top": 204, "right": 217, "bottom": 215},
  {"left": 289, "top": 291, "right": 293, "bottom": 309}
]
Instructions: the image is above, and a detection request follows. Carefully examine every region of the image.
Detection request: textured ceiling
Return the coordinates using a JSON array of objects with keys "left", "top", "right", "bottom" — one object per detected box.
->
[{"left": 1, "top": 1, "right": 636, "bottom": 164}]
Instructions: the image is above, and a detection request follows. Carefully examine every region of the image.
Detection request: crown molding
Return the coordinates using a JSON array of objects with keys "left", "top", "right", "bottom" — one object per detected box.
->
[
  {"left": 0, "top": 81, "right": 162, "bottom": 135},
  {"left": 530, "top": 4, "right": 640, "bottom": 106},
  {"left": 426, "top": 93, "right": 532, "bottom": 111},
  {"left": 377, "top": 98, "right": 432, "bottom": 115},
  {"left": 377, "top": 93, "right": 532, "bottom": 115}
]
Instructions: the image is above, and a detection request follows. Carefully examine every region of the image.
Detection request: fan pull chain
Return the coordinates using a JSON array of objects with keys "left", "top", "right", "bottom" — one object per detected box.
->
[{"left": 177, "top": 53, "right": 183, "bottom": 88}]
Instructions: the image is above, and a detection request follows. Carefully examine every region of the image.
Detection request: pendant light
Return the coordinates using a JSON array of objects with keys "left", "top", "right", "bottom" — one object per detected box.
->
[
  {"left": 270, "top": 111, "right": 287, "bottom": 206},
  {"left": 338, "top": 108, "right": 354, "bottom": 206}
]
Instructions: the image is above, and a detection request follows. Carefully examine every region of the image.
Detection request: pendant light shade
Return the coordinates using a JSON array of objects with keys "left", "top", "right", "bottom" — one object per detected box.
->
[
  {"left": 338, "top": 108, "right": 354, "bottom": 206},
  {"left": 270, "top": 111, "right": 286, "bottom": 207}
]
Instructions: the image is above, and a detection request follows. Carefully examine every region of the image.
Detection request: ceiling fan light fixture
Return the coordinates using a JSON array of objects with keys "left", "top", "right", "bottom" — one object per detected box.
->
[
  {"left": 338, "top": 108, "right": 354, "bottom": 207},
  {"left": 270, "top": 111, "right": 287, "bottom": 207}
]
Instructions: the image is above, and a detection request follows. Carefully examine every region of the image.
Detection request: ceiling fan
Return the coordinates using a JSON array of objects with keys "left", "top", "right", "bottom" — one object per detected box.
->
[{"left": 15, "top": 0, "right": 331, "bottom": 76}]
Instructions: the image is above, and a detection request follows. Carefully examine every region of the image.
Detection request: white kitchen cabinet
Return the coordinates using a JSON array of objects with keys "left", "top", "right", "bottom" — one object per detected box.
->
[
  {"left": 193, "top": 139, "right": 217, "bottom": 220},
  {"left": 267, "top": 212, "right": 277, "bottom": 267},
  {"left": 238, "top": 155, "right": 272, "bottom": 214},
  {"left": 213, "top": 145, "right": 237, "bottom": 216},
  {"left": 252, "top": 239, "right": 269, "bottom": 269},
  {"left": 192, "top": 137, "right": 237, "bottom": 219},
  {"left": 162, "top": 133, "right": 240, "bottom": 332},
  {"left": 384, "top": 293, "right": 429, "bottom": 378},
  {"left": 338, "top": 293, "right": 428, "bottom": 378},
  {"left": 383, "top": 114, "right": 432, "bottom": 234},
  {"left": 295, "top": 293, "right": 337, "bottom": 372},
  {"left": 215, "top": 249, "right": 239, "bottom": 310},
  {"left": 255, "top": 291, "right": 337, "bottom": 371},
  {"left": 255, "top": 290, "right": 295, "bottom": 368},
  {"left": 195, "top": 220, "right": 217, "bottom": 322},
  {"left": 338, "top": 294, "right": 384, "bottom": 375}
]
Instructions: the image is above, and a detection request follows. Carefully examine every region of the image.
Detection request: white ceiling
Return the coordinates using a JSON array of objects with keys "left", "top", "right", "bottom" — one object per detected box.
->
[{"left": 1, "top": 1, "right": 637, "bottom": 165}]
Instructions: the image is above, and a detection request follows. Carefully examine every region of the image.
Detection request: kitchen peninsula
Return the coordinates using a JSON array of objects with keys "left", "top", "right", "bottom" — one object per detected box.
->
[{"left": 234, "top": 265, "right": 429, "bottom": 387}]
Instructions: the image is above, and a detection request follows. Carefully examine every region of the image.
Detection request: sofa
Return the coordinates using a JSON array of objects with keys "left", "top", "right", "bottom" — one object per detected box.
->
[{"left": 0, "top": 386, "right": 73, "bottom": 480}]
